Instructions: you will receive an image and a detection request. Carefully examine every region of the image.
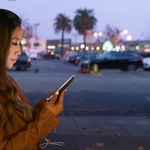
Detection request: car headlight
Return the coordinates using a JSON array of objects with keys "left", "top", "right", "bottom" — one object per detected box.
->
[{"left": 83, "top": 60, "right": 90, "bottom": 64}]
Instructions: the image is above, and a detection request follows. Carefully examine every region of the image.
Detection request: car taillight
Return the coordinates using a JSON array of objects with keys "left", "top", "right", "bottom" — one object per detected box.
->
[{"left": 139, "top": 57, "right": 143, "bottom": 61}]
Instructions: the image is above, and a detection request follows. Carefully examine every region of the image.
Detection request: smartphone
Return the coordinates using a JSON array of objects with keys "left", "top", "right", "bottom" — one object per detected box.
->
[{"left": 46, "top": 75, "right": 75, "bottom": 103}]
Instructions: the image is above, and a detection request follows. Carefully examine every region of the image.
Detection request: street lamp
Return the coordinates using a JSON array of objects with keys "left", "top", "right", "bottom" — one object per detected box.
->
[
  {"left": 93, "top": 32, "right": 98, "bottom": 37},
  {"left": 85, "top": 46, "right": 89, "bottom": 51},
  {"left": 80, "top": 44, "right": 85, "bottom": 49},
  {"left": 122, "top": 29, "right": 128, "bottom": 35},
  {"left": 98, "top": 32, "right": 103, "bottom": 37},
  {"left": 126, "top": 35, "right": 132, "bottom": 41},
  {"left": 93, "top": 32, "right": 103, "bottom": 37}
]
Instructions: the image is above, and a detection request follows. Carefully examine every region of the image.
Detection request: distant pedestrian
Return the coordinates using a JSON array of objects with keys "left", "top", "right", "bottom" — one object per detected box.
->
[{"left": 0, "top": 9, "right": 66, "bottom": 150}]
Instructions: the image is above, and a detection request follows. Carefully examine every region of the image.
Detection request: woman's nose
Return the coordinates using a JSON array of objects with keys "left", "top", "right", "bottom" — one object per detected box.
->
[{"left": 15, "top": 46, "right": 21, "bottom": 55}]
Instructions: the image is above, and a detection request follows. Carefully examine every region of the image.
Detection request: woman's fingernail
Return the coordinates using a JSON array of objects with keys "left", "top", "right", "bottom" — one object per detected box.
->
[{"left": 55, "top": 91, "right": 59, "bottom": 95}]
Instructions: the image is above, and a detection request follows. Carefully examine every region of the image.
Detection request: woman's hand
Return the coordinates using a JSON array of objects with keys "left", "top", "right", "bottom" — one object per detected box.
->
[{"left": 45, "top": 89, "right": 66, "bottom": 117}]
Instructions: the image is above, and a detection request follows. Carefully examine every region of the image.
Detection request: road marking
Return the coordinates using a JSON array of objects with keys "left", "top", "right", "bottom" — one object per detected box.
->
[{"left": 145, "top": 96, "right": 150, "bottom": 102}]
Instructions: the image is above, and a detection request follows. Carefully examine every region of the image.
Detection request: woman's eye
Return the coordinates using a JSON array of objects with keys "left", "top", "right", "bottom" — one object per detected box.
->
[
  {"left": 11, "top": 42, "right": 18, "bottom": 46},
  {"left": 11, "top": 42, "right": 22, "bottom": 47}
]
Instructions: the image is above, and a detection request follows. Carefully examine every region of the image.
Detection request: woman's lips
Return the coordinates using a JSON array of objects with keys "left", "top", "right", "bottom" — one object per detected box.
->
[{"left": 11, "top": 59, "right": 17, "bottom": 63}]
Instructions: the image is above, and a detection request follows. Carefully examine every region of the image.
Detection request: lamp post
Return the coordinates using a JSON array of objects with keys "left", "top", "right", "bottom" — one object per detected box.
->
[{"left": 33, "top": 23, "right": 40, "bottom": 40}]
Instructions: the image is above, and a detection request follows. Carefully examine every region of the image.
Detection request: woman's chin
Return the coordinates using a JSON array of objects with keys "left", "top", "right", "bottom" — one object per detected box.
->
[{"left": 6, "top": 64, "right": 14, "bottom": 69}]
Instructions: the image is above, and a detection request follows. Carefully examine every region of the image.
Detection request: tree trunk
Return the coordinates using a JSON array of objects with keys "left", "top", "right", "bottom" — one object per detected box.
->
[
  {"left": 83, "top": 31, "right": 86, "bottom": 51},
  {"left": 61, "top": 29, "right": 64, "bottom": 58}
]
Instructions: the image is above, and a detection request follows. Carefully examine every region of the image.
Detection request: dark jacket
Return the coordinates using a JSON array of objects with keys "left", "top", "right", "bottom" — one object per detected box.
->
[{"left": 0, "top": 75, "right": 59, "bottom": 150}]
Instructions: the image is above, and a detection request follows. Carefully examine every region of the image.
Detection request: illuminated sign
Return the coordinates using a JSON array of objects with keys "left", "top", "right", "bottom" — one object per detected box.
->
[
  {"left": 144, "top": 49, "right": 150, "bottom": 53},
  {"left": 102, "top": 41, "right": 113, "bottom": 52}
]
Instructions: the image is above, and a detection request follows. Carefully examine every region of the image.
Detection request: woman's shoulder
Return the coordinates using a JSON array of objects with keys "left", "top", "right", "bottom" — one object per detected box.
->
[
  {"left": 7, "top": 75, "right": 17, "bottom": 85},
  {"left": 7, "top": 74, "right": 20, "bottom": 91}
]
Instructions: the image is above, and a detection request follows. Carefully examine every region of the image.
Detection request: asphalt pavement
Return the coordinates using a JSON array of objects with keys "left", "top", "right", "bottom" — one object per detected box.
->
[
  {"left": 8, "top": 59, "right": 150, "bottom": 150},
  {"left": 43, "top": 116, "right": 150, "bottom": 150}
]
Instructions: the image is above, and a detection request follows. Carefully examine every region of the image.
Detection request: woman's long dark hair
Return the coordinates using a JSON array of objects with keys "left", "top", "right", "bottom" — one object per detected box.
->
[{"left": 0, "top": 9, "right": 33, "bottom": 131}]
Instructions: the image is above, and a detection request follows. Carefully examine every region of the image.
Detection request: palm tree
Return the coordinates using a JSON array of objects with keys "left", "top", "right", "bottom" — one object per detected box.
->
[
  {"left": 54, "top": 13, "right": 72, "bottom": 57},
  {"left": 73, "top": 8, "right": 97, "bottom": 50}
]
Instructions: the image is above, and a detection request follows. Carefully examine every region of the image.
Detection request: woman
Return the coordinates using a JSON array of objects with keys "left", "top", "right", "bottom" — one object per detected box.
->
[{"left": 0, "top": 9, "right": 66, "bottom": 150}]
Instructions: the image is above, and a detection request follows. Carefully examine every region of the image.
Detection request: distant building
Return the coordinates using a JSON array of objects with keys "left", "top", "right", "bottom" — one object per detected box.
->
[
  {"left": 122, "top": 40, "right": 150, "bottom": 52},
  {"left": 46, "top": 39, "right": 72, "bottom": 52},
  {"left": 85, "top": 30, "right": 95, "bottom": 44},
  {"left": 22, "top": 35, "right": 46, "bottom": 53}
]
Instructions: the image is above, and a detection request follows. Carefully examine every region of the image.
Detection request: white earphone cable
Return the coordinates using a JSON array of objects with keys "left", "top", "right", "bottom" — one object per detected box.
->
[{"left": 40, "top": 137, "right": 65, "bottom": 149}]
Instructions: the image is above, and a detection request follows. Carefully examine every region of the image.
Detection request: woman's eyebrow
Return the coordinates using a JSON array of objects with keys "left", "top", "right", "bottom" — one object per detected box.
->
[{"left": 11, "top": 37, "right": 21, "bottom": 40}]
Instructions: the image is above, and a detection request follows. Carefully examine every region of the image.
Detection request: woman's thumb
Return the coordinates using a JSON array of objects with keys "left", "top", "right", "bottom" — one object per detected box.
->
[{"left": 47, "top": 91, "right": 59, "bottom": 104}]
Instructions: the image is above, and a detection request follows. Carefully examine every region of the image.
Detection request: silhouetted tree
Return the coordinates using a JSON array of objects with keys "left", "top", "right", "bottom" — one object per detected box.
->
[
  {"left": 54, "top": 13, "right": 72, "bottom": 57},
  {"left": 103, "top": 25, "right": 121, "bottom": 46},
  {"left": 73, "top": 8, "right": 97, "bottom": 49}
]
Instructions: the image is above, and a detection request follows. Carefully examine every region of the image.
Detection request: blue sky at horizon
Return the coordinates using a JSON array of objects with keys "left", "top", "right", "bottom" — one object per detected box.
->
[{"left": 1, "top": 0, "right": 150, "bottom": 42}]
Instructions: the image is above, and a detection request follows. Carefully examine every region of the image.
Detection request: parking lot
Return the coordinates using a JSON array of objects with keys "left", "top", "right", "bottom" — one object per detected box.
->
[
  {"left": 8, "top": 59, "right": 150, "bottom": 117},
  {"left": 7, "top": 59, "right": 150, "bottom": 150}
]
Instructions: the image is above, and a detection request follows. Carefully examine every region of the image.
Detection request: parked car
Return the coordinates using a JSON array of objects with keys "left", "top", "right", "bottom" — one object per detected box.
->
[
  {"left": 63, "top": 52, "right": 79, "bottom": 63},
  {"left": 79, "top": 51, "right": 143, "bottom": 71},
  {"left": 13, "top": 52, "right": 31, "bottom": 70},
  {"left": 74, "top": 52, "right": 89, "bottom": 65},
  {"left": 142, "top": 57, "right": 150, "bottom": 70},
  {"left": 28, "top": 50, "right": 38, "bottom": 60}
]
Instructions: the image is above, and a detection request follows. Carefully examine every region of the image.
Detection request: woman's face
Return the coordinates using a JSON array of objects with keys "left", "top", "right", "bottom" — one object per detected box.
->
[{"left": 6, "top": 26, "right": 23, "bottom": 69}]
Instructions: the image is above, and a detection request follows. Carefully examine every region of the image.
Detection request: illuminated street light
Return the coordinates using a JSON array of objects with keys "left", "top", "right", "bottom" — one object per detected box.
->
[
  {"left": 96, "top": 46, "right": 100, "bottom": 51},
  {"left": 121, "top": 45, "right": 126, "bottom": 51},
  {"left": 126, "top": 35, "right": 132, "bottom": 41},
  {"left": 93, "top": 32, "right": 103, "bottom": 37},
  {"left": 71, "top": 46, "right": 75, "bottom": 51},
  {"left": 135, "top": 45, "right": 140, "bottom": 50},
  {"left": 122, "top": 29, "right": 128, "bottom": 35},
  {"left": 76, "top": 46, "right": 79, "bottom": 50},
  {"left": 115, "top": 46, "right": 120, "bottom": 52},
  {"left": 80, "top": 44, "right": 85, "bottom": 49},
  {"left": 98, "top": 32, "right": 103, "bottom": 37},
  {"left": 91, "top": 47, "right": 95, "bottom": 51},
  {"left": 21, "top": 40, "right": 26, "bottom": 45},
  {"left": 85, "top": 46, "right": 89, "bottom": 51},
  {"left": 93, "top": 32, "right": 98, "bottom": 37}
]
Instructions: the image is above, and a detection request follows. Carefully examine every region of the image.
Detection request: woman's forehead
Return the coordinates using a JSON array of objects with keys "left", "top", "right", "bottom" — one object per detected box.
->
[{"left": 11, "top": 26, "right": 22, "bottom": 40}]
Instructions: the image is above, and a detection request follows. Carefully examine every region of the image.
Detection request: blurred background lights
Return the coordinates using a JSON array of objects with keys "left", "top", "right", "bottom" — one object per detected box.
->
[
  {"left": 127, "top": 35, "right": 132, "bottom": 41},
  {"left": 93, "top": 32, "right": 98, "bottom": 37},
  {"left": 102, "top": 41, "right": 113, "bottom": 52},
  {"left": 76, "top": 46, "right": 79, "bottom": 50},
  {"left": 115, "top": 45, "right": 120, "bottom": 52},
  {"left": 121, "top": 45, "right": 126, "bottom": 51},
  {"left": 91, "top": 46, "right": 95, "bottom": 51},
  {"left": 85, "top": 46, "right": 89, "bottom": 51},
  {"left": 21, "top": 40, "right": 26, "bottom": 45},
  {"left": 123, "top": 29, "right": 128, "bottom": 35},
  {"left": 71, "top": 46, "right": 75, "bottom": 50},
  {"left": 80, "top": 44, "right": 85, "bottom": 49},
  {"left": 96, "top": 46, "right": 100, "bottom": 51},
  {"left": 98, "top": 32, "right": 103, "bottom": 37},
  {"left": 135, "top": 45, "right": 140, "bottom": 50},
  {"left": 47, "top": 45, "right": 55, "bottom": 49}
]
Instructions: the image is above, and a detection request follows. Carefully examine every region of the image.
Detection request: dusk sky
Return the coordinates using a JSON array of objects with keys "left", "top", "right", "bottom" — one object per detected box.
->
[{"left": 1, "top": 0, "right": 150, "bottom": 42}]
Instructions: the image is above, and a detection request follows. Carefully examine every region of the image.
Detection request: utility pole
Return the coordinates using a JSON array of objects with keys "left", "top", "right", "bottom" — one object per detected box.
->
[{"left": 33, "top": 23, "right": 40, "bottom": 40}]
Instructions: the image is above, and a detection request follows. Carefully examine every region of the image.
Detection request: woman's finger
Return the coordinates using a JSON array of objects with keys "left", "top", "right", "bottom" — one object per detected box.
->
[
  {"left": 47, "top": 91, "right": 59, "bottom": 105},
  {"left": 58, "top": 89, "right": 67, "bottom": 105}
]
